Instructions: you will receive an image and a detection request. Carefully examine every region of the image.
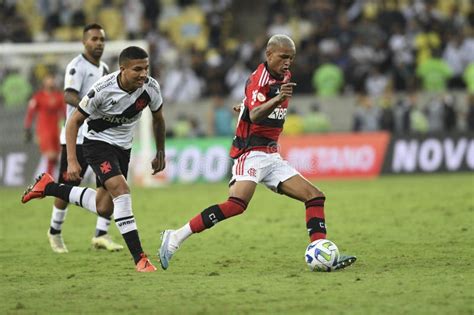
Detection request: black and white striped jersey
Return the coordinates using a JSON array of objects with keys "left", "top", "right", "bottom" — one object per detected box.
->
[{"left": 77, "top": 71, "right": 163, "bottom": 150}]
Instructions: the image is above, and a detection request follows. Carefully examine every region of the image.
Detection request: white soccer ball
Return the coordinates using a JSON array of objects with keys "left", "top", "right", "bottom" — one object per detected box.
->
[{"left": 305, "top": 239, "right": 339, "bottom": 272}]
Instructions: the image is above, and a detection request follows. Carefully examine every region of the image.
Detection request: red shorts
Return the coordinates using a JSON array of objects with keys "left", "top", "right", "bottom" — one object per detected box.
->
[{"left": 38, "top": 133, "right": 60, "bottom": 153}]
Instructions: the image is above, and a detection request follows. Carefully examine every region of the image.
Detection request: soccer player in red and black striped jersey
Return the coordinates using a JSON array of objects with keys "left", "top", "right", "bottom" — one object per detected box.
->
[{"left": 159, "top": 35, "right": 356, "bottom": 270}]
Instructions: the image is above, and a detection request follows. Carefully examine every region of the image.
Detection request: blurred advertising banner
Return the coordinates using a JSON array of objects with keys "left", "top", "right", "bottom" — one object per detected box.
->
[
  {"left": 0, "top": 143, "right": 97, "bottom": 188},
  {"left": 0, "top": 143, "right": 41, "bottom": 187},
  {"left": 279, "top": 132, "right": 391, "bottom": 179},
  {"left": 131, "top": 137, "right": 233, "bottom": 186},
  {"left": 382, "top": 132, "right": 474, "bottom": 174},
  {"left": 3, "top": 132, "right": 472, "bottom": 187}
]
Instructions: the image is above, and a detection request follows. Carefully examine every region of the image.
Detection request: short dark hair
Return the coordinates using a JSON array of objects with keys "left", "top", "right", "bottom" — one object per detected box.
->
[
  {"left": 119, "top": 46, "right": 148, "bottom": 65},
  {"left": 83, "top": 23, "right": 103, "bottom": 34}
]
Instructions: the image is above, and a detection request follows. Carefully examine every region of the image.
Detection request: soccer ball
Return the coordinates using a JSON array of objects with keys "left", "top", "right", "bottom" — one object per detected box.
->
[{"left": 305, "top": 239, "right": 339, "bottom": 272}]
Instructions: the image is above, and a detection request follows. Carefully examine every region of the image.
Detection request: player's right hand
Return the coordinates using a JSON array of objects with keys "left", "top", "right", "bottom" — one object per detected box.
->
[
  {"left": 277, "top": 82, "right": 297, "bottom": 102},
  {"left": 67, "top": 159, "right": 82, "bottom": 181},
  {"left": 151, "top": 151, "right": 166, "bottom": 175}
]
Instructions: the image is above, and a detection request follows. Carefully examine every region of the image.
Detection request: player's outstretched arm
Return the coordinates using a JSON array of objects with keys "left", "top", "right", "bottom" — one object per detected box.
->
[
  {"left": 151, "top": 107, "right": 166, "bottom": 175},
  {"left": 65, "top": 109, "right": 86, "bottom": 181}
]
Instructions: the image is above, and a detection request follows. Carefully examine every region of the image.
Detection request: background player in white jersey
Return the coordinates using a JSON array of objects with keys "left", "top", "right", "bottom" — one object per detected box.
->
[
  {"left": 43, "top": 24, "right": 122, "bottom": 253},
  {"left": 22, "top": 46, "right": 165, "bottom": 272}
]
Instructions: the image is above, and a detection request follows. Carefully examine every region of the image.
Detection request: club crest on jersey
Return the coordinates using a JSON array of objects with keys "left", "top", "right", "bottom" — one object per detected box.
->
[
  {"left": 257, "top": 92, "right": 266, "bottom": 102},
  {"left": 247, "top": 168, "right": 257, "bottom": 177},
  {"left": 135, "top": 98, "right": 148, "bottom": 111}
]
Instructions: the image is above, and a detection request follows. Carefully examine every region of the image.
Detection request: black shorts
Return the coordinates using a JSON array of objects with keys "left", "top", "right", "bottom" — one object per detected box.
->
[
  {"left": 58, "top": 145, "right": 89, "bottom": 186},
  {"left": 82, "top": 138, "right": 131, "bottom": 188}
]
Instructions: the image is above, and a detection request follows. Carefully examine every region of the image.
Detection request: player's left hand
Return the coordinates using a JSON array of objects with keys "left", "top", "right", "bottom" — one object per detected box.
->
[{"left": 151, "top": 151, "right": 166, "bottom": 175}]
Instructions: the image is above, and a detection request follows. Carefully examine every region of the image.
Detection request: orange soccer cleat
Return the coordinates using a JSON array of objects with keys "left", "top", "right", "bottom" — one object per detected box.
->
[
  {"left": 21, "top": 173, "right": 54, "bottom": 204},
  {"left": 136, "top": 253, "right": 157, "bottom": 272}
]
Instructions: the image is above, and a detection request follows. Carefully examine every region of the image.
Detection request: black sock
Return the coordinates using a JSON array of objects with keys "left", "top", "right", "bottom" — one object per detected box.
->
[
  {"left": 49, "top": 227, "right": 61, "bottom": 235},
  {"left": 44, "top": 182, "right": 73, "bottom": 202},
  {"left": 95, "top": 229, "right": 107, "bottom": 237},
  {"left": 122, "top": 230, "right": 144, "bottom": 264}
]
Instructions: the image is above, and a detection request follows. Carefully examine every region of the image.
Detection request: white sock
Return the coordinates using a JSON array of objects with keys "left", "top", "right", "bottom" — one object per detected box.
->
[
  {"left": 171, "top": 223, "right": 192, "bottom": 248},
  {"left": 50, "top": 206, "right": 68, "bottom": 231},
  {"left": 95, "top": 216, "right": 111, "bottom": 233},
  {"left": 113, "top": 194, "right": 137, "bottom": 234},
  {"left": 68, "top": 187, "right": 97, "bottom": 214}
]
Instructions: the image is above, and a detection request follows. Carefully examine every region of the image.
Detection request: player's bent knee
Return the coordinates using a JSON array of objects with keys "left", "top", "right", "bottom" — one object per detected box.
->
[
  {"left": 96, "top": 191, "right": 113, "bottom": 217},
  {"left": 305, "top": 189, "right": 325, "bottom": 202},
  {"left": 54, "top": 197, "right": 69, "bottom": 209},
  {"left": 104, "top": 178, "right": 130, "bottom": 198}
]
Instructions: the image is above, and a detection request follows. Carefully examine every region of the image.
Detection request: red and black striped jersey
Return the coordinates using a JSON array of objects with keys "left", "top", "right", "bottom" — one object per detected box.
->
[{"left": 230, "top": 62, "right": 292, "bottom": 159}]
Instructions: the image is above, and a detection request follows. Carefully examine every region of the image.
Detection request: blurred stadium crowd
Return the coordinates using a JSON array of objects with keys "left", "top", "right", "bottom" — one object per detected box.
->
[{"left": 0, "top": 0, "right": 473, "bottom": 136}]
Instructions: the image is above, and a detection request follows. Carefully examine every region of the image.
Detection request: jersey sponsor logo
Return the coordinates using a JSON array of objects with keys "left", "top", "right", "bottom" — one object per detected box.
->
[
  {"left": 268, "top": 107, "right": 287, "bottom": 120},
  {"left": 95, "top": 77, "right": 115, "bottom": 92},
  {"left": 100, "top": 161, "right": 112, "bottom": 174},
  {"left": 101, "top": 115, "right": 137, "bottom": 124},
  {"left": 87, "top": 91, "right": 151, "bottom": 133}
]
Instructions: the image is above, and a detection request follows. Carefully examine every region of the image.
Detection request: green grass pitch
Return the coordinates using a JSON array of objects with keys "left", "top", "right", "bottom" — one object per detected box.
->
[{"left": 1, "top": 173, "right": 473, "bottom": 314}]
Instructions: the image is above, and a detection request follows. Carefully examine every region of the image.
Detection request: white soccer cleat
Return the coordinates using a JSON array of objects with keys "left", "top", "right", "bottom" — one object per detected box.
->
[
  {"left": 47, "top": 230, "right": 68, "bottom": 253},
  {"left": 158, "top": 230, "right": 178, "bottom": 270},
  {"left": 91, "top": 234, "right": 124, "bottom": 251}
]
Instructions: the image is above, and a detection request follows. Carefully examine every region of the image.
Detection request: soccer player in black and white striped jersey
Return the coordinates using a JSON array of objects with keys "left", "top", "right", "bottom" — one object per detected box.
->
[{"left": 22, "top": 46, "right": 165, "bottom": 272}]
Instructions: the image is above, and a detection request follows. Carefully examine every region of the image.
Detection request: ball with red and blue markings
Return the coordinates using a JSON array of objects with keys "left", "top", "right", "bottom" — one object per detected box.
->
[{"left": 305, "top": 239, "right": 339, "bottom": 272}]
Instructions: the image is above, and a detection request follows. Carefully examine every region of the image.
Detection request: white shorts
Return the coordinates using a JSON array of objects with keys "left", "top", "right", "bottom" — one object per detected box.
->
[{"left": 230, "top": 151, "right": 300, "bottom": 192}]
